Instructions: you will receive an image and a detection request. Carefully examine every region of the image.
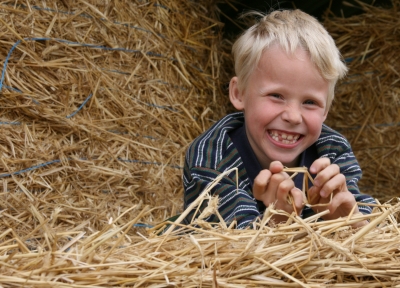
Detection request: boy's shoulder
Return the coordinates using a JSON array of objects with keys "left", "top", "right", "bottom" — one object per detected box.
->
[
  {"left": 186, "top": 112, "right": 244, "bottom": 168},
  {"left": 316, "top": 124, "right": 352, "bottom": 153},
  {"left": 191, "top": 112, "right": 244, "bottom": 145},
  {"left": 319, "top": 124, "right": 349, "bottom": 141}
]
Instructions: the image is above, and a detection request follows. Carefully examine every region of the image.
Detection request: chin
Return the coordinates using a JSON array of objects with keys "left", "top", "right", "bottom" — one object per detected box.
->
[{"left": 269, "top": 153, "right": 300, "bottom": 167}]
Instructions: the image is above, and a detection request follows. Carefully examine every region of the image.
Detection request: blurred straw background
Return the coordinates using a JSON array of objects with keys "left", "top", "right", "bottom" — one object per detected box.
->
[
  {"left": 324, "top": 0, "right": 400, "bottom": 202},
  {"left": 0, "top": 0, "right": 399, "bottom": 286},
  {"left": 0, "top": 0, "right": 230, "bottom": 228}
]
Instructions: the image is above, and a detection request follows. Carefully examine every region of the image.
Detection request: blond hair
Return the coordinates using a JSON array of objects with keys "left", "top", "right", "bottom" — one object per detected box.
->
[{"left": 232, "top": 9, "right": 347, "bottom": 109}]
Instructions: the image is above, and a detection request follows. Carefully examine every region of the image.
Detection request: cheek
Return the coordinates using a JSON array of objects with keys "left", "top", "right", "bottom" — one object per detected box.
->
[
  {"left": 248, "top": 100, "right": 277, "bottom": 121},
  {"left": 305, "top": 113, "right": 325, "bottom": 135}
]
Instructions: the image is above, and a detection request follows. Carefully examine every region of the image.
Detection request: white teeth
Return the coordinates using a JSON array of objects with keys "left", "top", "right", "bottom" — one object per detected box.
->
[{"left": 269, "top": 130, "right": 300, "bottom": 144}]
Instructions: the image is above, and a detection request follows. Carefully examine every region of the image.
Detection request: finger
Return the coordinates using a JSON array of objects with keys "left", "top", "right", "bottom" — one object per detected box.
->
[
  {"left": 275, "top": 178, "right": 295, "bottom": 203},
  {"left": 307, "top": 186, "right": 321, "bottom": 205},
  {"left": 313, "top": 163, "right": 340, "bottom": 189},
  {"left": 309, "top": 157, "right": 331, "bottom": 175},
  {"left": 264, "top": 172, "right": 288, "bottom": 205},
  {"left": 253, "top": 169, "right": 272, "bottom": 201},
  {"left": 327, "top": 190, "right": 357, "bottom": 217},
  {"left": 290, "top": 187, "right": 306, "bottom": 213},
  {"left": 320, "top": 173, "right": 346, "bottom": 198},
  {"left": 269, "top": 161, "right": 284, "bottom": 174}
]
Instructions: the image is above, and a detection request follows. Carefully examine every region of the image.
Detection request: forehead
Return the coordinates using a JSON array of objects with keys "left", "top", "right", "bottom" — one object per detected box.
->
[
  {"left": 255, "top": 45, "right": 316, "bottom": 78},
  {"left": 259, "top": 44, "right": 310, "bottom": 66},
  {"left": 249, "top": 46, "right": 329, "bottom": 99}
]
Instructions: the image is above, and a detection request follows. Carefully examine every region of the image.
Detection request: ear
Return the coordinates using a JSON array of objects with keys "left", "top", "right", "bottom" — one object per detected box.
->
[{"left": 229, "top": 76, "right": 245, "bottom": 111}]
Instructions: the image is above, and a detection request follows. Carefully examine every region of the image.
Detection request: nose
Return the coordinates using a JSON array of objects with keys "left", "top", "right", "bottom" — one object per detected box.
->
[{"left": 281, "top": 104, "right": 302, "bottom": 125}]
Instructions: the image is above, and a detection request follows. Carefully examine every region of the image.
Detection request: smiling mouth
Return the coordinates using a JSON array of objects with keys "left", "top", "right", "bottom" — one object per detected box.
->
[{"left": 269, "top": 130, "right": 302, "bottom": 144}]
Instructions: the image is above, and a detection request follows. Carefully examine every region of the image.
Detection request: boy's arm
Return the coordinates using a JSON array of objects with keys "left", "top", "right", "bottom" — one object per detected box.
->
[
  {"left": 317, "top": 127, "right": 376, "bottom": 215},
  {"left": 329, "top": 149, "right": 376, "bottom": 215},
  {"left": 183, "top": 166, "right": 261, "bottom": 229}
]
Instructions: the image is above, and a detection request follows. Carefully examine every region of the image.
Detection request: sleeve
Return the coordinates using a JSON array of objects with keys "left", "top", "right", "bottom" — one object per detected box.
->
[
  {"left": 183, "top": 165, "right": 261, "bottom": 229},
  {"left": 332, "top": 150, "right": 376, "bottom": 215},
  {"left": 319, "top": 130, "right": 376, "bottom": 215}
]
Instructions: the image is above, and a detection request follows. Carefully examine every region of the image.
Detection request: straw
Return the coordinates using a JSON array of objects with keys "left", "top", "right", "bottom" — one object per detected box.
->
[
  {"left": 0, "top": 0, "right": 399, "bottom": 286},
  {"left": 324, "top": 0, "right": 400, "bottom": 201},
  {"left": 0, "top": 0, "right": 230, "bottom": 226}
]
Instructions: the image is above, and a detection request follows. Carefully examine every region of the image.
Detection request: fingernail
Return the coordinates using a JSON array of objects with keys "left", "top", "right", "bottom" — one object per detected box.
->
[
  {"left": 314, "top": 180, "right": 320, "bottom": 187},
  {"left": 320, "top": 190, "right": 326, "bottom": 198}
]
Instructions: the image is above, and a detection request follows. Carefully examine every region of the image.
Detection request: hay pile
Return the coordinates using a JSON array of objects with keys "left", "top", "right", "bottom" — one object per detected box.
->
[
  {"left": 1, "top": 0, "right": 400, "bottom": 286},
  {"left": 0, "top": 0, "right": 230, "bottom": 228},
  {"left": 324, "top": 1, "right": 400, "bottom": 202},
  {"left": 0, "top": 177, "right": 399, "bottom": 286}
]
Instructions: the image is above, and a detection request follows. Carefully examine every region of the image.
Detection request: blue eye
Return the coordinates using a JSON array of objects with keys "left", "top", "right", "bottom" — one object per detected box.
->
[
  {"left": 304, "top": 100, "right": 316, "bottom": 105},
  {"left": 270, "top": 93, "right": 282, "bottom": 99}
]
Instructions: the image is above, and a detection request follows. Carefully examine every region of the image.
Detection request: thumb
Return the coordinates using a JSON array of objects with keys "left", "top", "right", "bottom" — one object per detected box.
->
[{"left": 269, "top": 161, "right": 284, "bottom": 174}]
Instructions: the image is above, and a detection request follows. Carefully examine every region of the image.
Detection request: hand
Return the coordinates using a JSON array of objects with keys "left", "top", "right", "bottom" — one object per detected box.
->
[
  {"left": 253, "top": 161, "right": 305, "bottom": 224},
  {"left": 308, "top": 158, "right": 368, "bottom": 227}
]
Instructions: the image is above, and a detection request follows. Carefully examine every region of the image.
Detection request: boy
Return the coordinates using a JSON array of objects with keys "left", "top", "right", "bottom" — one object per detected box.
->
[{"left": 183, "top": 9, "right": 376, "bottom": 228}]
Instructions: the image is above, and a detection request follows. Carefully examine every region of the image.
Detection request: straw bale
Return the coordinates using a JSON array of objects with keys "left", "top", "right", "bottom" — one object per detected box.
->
[
  {"left": 0, "top": 0, "right": 231, "bottom": 227},
  {"left": 2, "top": 1, "right": 399, "bottom": 286},
  {"left": 0, "top": 183, "right": 399, "bottom": 287},
  {"left": 324, "top": 1, "right": 400, "bottom": 202}
]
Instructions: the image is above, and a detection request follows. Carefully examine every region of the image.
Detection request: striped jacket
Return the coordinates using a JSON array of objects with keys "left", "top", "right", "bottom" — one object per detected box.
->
[{"left": 183, "top": 112, "right": 376, "bottom": 228}]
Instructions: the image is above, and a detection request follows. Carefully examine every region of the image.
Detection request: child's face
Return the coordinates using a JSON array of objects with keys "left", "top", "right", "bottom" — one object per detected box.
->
[{"left": 229, "top": 45, "right": 329, "bottom": 168}]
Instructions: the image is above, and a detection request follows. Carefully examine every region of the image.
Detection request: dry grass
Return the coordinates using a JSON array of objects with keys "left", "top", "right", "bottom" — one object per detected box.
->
[
  {"left": 324, "top": 0, "right": 400, "bottom": 201},
  {"left": 0, "top": 0, "right": 230, "bottom": 227},
  {"left": 0, "top": 175, "right": 398, "bottom": 287},
  {"left": 0, "top": 0, "right": 399, "bottom": 286}
]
